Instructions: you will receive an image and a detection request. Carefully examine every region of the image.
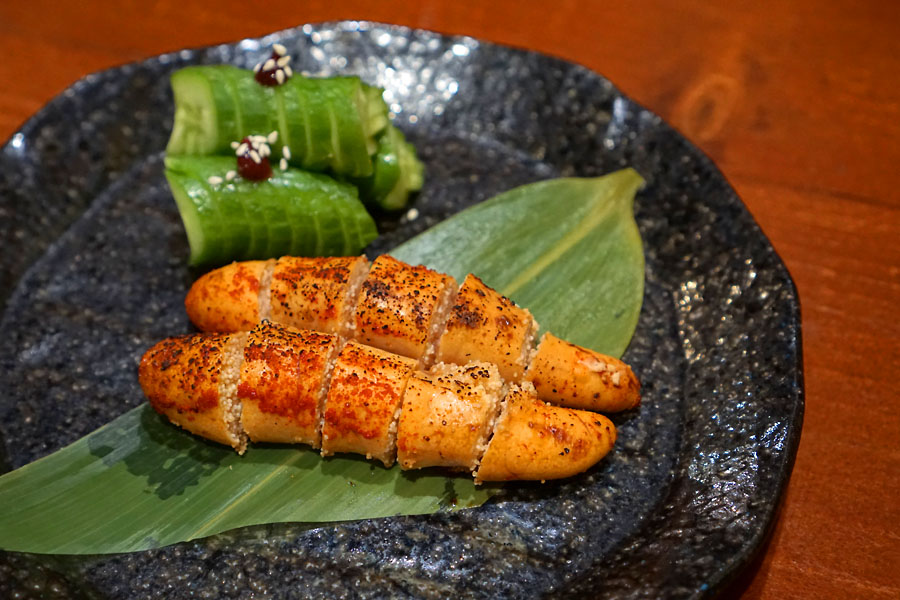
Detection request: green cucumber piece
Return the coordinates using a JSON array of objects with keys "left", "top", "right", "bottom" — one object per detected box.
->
[
  {"left": 225, "top": 67, "right": 278, "bottom": 140},
  {"left": 164, "top": 156, "right": 377, "bottom": 266},
  {"left": 353, "top": 125, "right": 425, "bottom": 211},
  {"left": 167, "top": 66, "right": 389, "bottom": 178},
  {"left": 292, "top": 77, "right": 337, "bottom": 173},
  {"left": 167, "top": 67, "right": 241, "bottom": 155},
  {"left": 362, "top": 84, "right": 390, "bottom": 154},
  {"left": 398, "top": 131, "right": 425, "bottom": 192}
]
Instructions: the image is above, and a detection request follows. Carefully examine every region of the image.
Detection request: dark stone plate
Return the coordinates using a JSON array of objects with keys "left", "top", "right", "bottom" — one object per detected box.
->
[{"left": 0, "top": 21, "right": 803, "bottom": 600}]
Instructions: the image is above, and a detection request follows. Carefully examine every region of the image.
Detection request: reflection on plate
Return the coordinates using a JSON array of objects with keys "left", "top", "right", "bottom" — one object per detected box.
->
[{"left": 0, "top": 21, "right": 802, "bottom": 599}]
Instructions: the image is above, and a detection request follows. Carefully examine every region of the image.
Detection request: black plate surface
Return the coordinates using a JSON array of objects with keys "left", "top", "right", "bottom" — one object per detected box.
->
[{"left": 0, "top": 21, "right": 803, "bottom": 599}]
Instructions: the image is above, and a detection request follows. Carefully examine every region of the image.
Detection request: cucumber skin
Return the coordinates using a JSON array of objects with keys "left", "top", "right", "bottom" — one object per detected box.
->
[
  {"left": 167, "top": 66, "right": 386, "bottom": 178},
  {"left": 362, "top": 84, "right": 390, "bottom": 151},
  {"left": 164, "top": 156, "right": 377, "bottom": 266},
  {"left": 168, "top": 68, "right": 238, "bottom": 155},
  {"left": 353, "top": 125, "right": 425, "bottom": 211}
]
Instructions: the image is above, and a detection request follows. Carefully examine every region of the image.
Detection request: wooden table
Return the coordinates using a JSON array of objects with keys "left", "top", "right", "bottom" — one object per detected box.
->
[{"left": 1, "top": 1, "right": 897, "bottom": 597}]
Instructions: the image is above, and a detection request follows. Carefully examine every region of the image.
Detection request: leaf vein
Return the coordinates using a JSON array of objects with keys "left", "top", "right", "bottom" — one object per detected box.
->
[{"left": 188, "top": 452, "right": 304, "bottom": 539}]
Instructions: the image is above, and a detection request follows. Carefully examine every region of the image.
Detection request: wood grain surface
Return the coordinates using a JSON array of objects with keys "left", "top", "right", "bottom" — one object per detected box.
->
[{"left": 1, "top": 1, "right": 898, "bottom": 598}]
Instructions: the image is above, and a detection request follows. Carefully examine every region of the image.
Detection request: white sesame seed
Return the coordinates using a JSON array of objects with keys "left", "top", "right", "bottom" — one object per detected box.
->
[
  {"left": 282, "top": 145, "right": 291, "bottom": 160},
  {"left": 277, "top": 55, "right": 290, "bottom": 67},
  {"left": 250, "top": 150, "right": 261, "bottom": 164},
  {"left": 267, "top": 131, "right": 278, "bottom": 144},
  {"left": 284, "top": 65, "right": 293, "bottom": 77},
  {"left": 280, "top": 158, "right": 288, "bottom": 171},
  {"left": 253, "top": 62, "right": 261, "bottom": 73},
  {"left": 236, "top": 142, "right": 249, "bottom": 155},
  {"left": 225, "top": 170, "right": 236, "bottom": 181},
  {"left": 263, "top": 58, "right": 276, "bottom": 71},
  {"left": 275, "top": 69, "right": 285, "bottom": 85},
  {"left": 259, "top": 145, "right": 270, "bottom": 157},
  {"left": 230, "top": 141, "right": 239, "bottom": 149},
  {"left": 405, "top": 208, "right": 419, "bottom": 221},
  {"left": 207, "top": 175, "right": 223, "bottom": 185},
  {"left": 273, "top": 43, "right": 287, "bottom": 55}
]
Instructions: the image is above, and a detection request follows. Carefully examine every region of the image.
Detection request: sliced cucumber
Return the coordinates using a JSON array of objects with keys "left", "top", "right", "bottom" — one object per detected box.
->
[
  {"left": 167, "top": 66, "right": 389, "bottom": 178},
  {"left": 294, "top": 77, "right": 336, "bottom": 172},
  {"left": 332, "top": 78, "right": 379, "bottom": 176},
  {"left": 227, "top": 68, "right": 278, "bottom": 139},
  {"left": 362, "top": 84, "right": 390, "bottom": 151},
  {"left": 164, "top": 156, "right": 377, "bottom": 266},
  {"left": 167, "top": 67, "right": 240, "bottom": 155},
  {"left": 398, "top": 131, "right": 425, "bottom": 193},
  {"left": 352, "top": 125, "right": 425, "bottom": 211}
]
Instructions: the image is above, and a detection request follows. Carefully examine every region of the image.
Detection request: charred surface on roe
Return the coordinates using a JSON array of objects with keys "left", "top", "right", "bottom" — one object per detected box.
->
[
  {"left": 353, "top": 255, "right": 456, "bottom": 363},
  {"left": 238, "top": 323, "right": 337, "bottom": 445},
  {"left": 321, "top": 341, "right": 416, "bottom": 466},
  {"left": 184, "top": 261, "right": 269, "bottom": 332},
  {"left": 435, "top": 274, "right": 537, "bottom": 382},
  {"left": 140, "top": 334, "right": 227, "bottom": 415},
  {"left": 268, "top": 256, "right": 366, "bottom": 335}
]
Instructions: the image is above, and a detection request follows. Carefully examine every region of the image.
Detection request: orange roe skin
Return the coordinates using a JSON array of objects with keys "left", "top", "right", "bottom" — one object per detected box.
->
[
  {"left": 269, "top": 256, "right": 365, "bottom": 335},
  {"left": 436, "top": 274, "right": 537, "bottom": 381},
  {"left": 395, "top": 363, "right": 502, "bottom": 472},
  {"left": 321, "top": 342, "right": 416, "bottom": 466},
  {"left": 184, "top": 261, "right": 267, "bottom": 333},
  {"left": 525, "top": 333, "right": 641, "bottom": 412},
  {"left": 138, "top": 332, "right": 236, "bottom": 446},
  {"left": 353, "top": 255, "right": 456, "bottom": 362},
  {"left": 238, "top": 322, "right": 336, "bottom": 446},
  {"left": 474, "top": 385, "right": 617, "bottom": 483}
]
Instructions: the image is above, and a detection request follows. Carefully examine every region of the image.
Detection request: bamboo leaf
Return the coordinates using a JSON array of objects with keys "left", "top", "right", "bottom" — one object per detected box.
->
[
  {"left": 0, "top": 405, "right": 491, "bottom": 554},
  {"left": 0, "top": 169, "right": 644, "bottom": 555}
]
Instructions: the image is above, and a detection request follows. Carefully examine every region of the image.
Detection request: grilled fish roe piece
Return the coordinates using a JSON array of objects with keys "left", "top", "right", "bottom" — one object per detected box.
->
[
  {"left": 435, "top": 274, "right": 538, "bottom": 381},
  {"left": 525, "top": 333, "right": 640, "bottom": 413},
  {"left": 268, "top": 256, "right": 370, "bottom": 339},
  {"left": 139, "top": 331, "right": 249, "bottom": 453},
  {"left": 475, "top": 383, "right": 617, "bottom": 483},
  {"left": 184, "top": 260, "right": 272, "bottom": 333},
  {"left": 395, "top": 362, "right": 504, "bottom": 471},
  {"left": 183, "top": 257, "right": 641, "bottom": 415},
  {"left": 238, "top": 321, "right": 339, "bottom": 447},
  {"left": 320, "top": 342, "right": 417, "bottom": 466},
  {"left": 140, "top": 322, "right": 620, "bottom": 481},
  {"left": 351, "top": 255, "right": 457, "bottom": 367}
]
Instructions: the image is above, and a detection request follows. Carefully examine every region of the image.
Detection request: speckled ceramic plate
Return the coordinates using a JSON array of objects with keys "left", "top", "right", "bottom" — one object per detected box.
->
[{"left": 0, "top": 21, "right": 803, "bottom": 599}]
